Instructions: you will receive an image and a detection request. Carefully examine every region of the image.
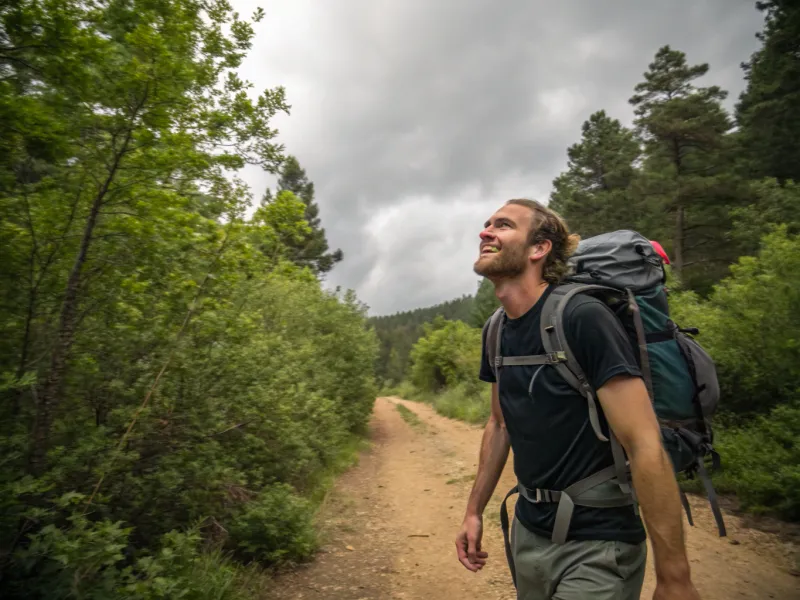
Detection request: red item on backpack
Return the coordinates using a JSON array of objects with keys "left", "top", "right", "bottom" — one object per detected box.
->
[{"left": 650, "top": 240, "right": 670, "bottom": 265}]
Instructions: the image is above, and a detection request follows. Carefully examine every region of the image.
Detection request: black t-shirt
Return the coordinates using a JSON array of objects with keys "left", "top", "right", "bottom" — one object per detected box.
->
[{"left": 479, "top": 285, "right": 646, "bottom": 543}]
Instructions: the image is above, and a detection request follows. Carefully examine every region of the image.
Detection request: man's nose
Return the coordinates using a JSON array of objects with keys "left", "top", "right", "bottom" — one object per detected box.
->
[{"left": 479, "top": 228, "right": 494, "bottom": 241}]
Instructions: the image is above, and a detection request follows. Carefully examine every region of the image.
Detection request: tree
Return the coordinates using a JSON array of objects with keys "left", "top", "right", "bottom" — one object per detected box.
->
[
  {"left": 629, "top": 46, "right": 745, "bottom": 291},
  {"left": 469, "top": 277, "right": 501, "bottom": 328},
  {"left": 2, "top": 0, "right": 291, "bottom": 475},
  {"left": 730, "top": 178, "right": 800, "bottom": 255},
  {"left": 549, "top": 110, "right": 643, "bottom": 237},
  {"left": 272, "top": 155, "right": 343, "bottom": 275},
  {"left": 735, "top": 0, "right": 800, "bottom": 184}
]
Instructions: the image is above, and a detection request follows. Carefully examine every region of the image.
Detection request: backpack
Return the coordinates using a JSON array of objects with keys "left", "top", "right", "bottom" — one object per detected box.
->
[{"left": 485, "top": 230, "right": 726, "bottom": 588}]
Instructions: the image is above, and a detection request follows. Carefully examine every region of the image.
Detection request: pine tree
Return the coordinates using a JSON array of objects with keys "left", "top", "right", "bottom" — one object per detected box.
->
[
  {"left": 629, "top": 46, "right": 745, "bottom": 291},
  {"left": 273, "top": 155, "right": 343, "bottom": 275},
  {"left": 549, "top": 110, "right": 642, "bottom": 237},
  {"left": 469, "top": 277, "right": 500, "bottom": 328},
  {"left": 736, "top": 0, "right": 800, "bottom": 184}
]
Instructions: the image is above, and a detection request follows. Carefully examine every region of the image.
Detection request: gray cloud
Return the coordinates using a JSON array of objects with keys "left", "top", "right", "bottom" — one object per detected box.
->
[{"left": 235, "top": 0, "right": 765, "bottom": 315}]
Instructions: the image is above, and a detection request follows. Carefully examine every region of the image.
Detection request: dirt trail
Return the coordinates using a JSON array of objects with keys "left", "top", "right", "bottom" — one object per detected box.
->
[{"left": 264, "top": 397, "right": 798, "bottom": 600}]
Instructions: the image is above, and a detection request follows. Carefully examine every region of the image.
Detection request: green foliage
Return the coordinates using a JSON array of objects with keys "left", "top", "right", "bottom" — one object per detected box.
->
[
  {"left": 735, "top": 1, "right": 800, "bottom": 184},
  {"left": 711, "top": 401, "right": 800, "bottom": 520},
  {"left": 671, "top": 227, "right": 800, "bottom": 415},
  {"left": 549, "top": 110, "right": 643, "bottom": 238},
  {"left": 628, "top": 45, "right": 747, "bottom": 291},
  {"left": 228, "top": 484, "right": 316, "bottom": 564},
  {"left": 264, "top": 155, "right": 344, "bottom": 275},
  {"left": 395, "top": 319, "right": 491, "bottom": 425},
  {"left": 10, "top": 515, "right": 244, "bottom": 600},
  {"left": 395, "top": 404, "right": 424, "bottom": 429},
  {"left": 469, "top": 278, "right": 501, "bottom": 328},
  {"left": 369, "top": 294, "right": 474, "bottom": 385},
  {"left": 730, "top": 178, "right": 800, "bottom": 255},
  {"left": 0, "top": 0, "right": 378, "bottom": 596},
  {"left": 408, "top": 318, "right": 482, "bottom": 394},
  {"left": 430, "top": 383, "right": 491, "bottom": 425}
]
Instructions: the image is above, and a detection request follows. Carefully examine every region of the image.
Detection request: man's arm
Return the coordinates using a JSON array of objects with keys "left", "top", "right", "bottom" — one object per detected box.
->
[
  {"left": 456, "top": 382, "right": 510, "bottom": 572},
  {"left": 597, "top": 374, "right": 701, "bottom": 599}
]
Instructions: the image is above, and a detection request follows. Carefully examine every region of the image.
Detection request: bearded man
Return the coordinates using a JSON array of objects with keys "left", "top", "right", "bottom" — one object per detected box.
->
[{"left": 455, "top": 199, "right": 700, "bottom": 600}]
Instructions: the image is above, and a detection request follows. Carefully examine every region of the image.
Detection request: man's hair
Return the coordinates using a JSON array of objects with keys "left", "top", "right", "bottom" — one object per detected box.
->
[{"left": 505, "top": 198, "right": 581, "bottom": 284}]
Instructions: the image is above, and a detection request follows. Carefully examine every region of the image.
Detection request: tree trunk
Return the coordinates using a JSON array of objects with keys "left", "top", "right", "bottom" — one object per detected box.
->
[
  {"left": 672, "top": 138, "right": 684, "bottom": 280},
  {"left": 674, "top": 204, "right": 684, "bottom": 278},
  {"left": 28, "top": 129, "right": 135, "bottom": 475}
]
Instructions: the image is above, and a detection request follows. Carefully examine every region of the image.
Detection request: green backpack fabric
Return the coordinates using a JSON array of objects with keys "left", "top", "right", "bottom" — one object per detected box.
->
[{"left": 485, "top": 230, "right": 725, "bottom": 589}]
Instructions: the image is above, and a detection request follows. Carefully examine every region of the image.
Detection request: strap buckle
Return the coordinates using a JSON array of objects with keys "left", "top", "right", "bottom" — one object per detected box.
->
[
  {"left": 532, "top": 488, "right": 555, "bottom": 503},
  {"left": 546, "top": 351, "right": 567, "bottom": 364},
  {"left": 494, "top": 356, "right": 502, "bottom": 369}
]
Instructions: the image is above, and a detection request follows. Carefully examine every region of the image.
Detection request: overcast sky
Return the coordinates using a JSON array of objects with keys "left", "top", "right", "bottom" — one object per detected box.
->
[{"left": 232, "top": 0, "right": 765, "bottom": 316}]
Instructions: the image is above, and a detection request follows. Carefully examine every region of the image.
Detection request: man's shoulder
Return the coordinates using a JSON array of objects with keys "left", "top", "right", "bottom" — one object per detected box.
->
[
  {"left": 480, "top": 307, "right": 505, "bottom": 336},
  {"left": 557, "top": 289, "right": 629, "bottom": 344},
  {"left": 559, "top": 289, "right": 614, "bottom": 322}
]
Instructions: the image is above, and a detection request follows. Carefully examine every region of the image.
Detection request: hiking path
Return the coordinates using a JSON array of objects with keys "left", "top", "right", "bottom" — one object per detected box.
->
[{"left": 263, "top": 396, "right": 798, "bottom": 600}]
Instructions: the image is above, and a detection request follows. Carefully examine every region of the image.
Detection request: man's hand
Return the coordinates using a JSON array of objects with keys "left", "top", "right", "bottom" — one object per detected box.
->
[
  {"left": 456, "top": 514, "right": 488, "bottom": 572},
  {"left": 654, "top": 580, "right": 702, "bottom": 600}
]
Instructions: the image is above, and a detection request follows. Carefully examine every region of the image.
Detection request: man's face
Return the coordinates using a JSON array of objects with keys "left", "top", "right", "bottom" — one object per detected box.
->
[{"left": 473, "top": 203, "right": 535, "bottom": 278}]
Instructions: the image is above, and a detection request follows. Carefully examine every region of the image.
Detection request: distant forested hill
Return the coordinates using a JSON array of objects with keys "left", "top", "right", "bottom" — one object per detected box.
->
[{"left": 369, "top": 293, "right": 475, "bottom": 384}]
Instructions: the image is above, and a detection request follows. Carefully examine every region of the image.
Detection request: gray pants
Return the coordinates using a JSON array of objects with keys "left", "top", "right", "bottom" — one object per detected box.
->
[{"left": 510, "top": 517, "right": 647, "bottom": 600}]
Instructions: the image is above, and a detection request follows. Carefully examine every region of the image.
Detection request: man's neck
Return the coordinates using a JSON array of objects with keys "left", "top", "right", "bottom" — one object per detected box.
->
[{"left": 493, "top": 275, "right": 549, "bottom": 319}]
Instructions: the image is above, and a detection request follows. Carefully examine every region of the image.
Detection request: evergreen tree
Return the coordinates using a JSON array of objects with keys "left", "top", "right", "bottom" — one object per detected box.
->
[
  {"left": 469, "top": 277, "right": 501, "bottom": 328},
  {"left": 273, "top": 155, "right": 343, "bottom": 275},
  {"left": 736, "top": 1, "right": 800, "bottom": 184},
  {"left": 549, "top": 110, "right": 643, "bottom": 237},
  {"left": 629, "top": 46, "right": 745, "bottom": 291}
]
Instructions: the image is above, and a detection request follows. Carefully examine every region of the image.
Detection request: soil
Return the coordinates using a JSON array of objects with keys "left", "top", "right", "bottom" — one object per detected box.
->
[{"left": 262, "top": 397, "right": 799, "bottom": 600}]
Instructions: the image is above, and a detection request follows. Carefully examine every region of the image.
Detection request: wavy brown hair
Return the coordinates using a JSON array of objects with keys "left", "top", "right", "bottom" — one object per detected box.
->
[{"left": 505, "top": 198, "right": 580, "bottom": 284}]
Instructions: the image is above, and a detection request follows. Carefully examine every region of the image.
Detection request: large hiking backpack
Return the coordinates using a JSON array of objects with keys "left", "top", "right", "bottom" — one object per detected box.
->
[{"left": 485, "top": 230, "right": 726, "bottom": 588}]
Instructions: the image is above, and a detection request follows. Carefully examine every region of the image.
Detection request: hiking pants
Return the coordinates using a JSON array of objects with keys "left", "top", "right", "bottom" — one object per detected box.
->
[{"left": 510, "top": 516, "right": 646, "bottom": 600}]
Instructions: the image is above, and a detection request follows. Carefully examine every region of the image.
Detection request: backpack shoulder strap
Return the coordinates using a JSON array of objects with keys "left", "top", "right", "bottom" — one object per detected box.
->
[
  {"left": 541, "top": 282, "right": 634, "bottom": 493},
  {"left": 540, "top": 283, "right": 619, "bottom": 438},
  {"left": 484, "top": 307, "right": 505, "bottom": 380}
]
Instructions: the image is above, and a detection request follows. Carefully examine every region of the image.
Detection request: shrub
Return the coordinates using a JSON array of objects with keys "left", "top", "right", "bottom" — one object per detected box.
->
[
  {"left": 228, "top": 484, "right": 317, "bottom": 564},
  {"left": 408, "top": 318, "right": 482, "bottom": 393},
  {"left": 432, "top": 383, "right": 492, "bottom": 425},
  {"left": 710, "top": 402, "right": 800, "bottom": 520}
]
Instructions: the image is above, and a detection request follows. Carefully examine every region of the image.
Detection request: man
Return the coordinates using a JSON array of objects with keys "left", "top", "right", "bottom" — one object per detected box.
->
[{"left": 455, "top": 198, "right": 700, "bottom": 600}]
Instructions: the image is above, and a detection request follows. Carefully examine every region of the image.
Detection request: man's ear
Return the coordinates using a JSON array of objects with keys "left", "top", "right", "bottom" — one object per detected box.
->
[{"left": 529, "top": 239, "right": 552, "bottom": 261}]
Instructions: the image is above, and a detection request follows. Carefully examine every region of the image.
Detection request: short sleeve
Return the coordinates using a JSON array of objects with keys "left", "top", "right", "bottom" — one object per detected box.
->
[
  {"left": 479, "top": 319, "right": 496, "bottom": 383},
  {"left": 564, "top": 298, "right": 642, "bottom": 391}
]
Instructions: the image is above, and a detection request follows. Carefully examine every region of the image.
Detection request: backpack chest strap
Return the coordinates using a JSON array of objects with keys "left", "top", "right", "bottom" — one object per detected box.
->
[{"left": 495, "top": 352, "right": 566, "bottom": 368}]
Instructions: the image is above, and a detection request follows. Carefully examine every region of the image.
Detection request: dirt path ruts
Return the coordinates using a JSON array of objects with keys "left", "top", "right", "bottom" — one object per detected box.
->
[{"left": 263, "top": 397, "right": 798, "bottom": 599}]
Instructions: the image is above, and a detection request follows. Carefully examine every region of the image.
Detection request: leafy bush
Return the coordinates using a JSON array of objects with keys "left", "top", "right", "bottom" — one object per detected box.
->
[
  {"left": 228, "top": 484, "right": 317, "bottom": 564},
  {"left": 712, "top": 402, "right": 800, "bottom": 520},
  {"left": 408, "top": 318, "right": 482, "bottom": 394},
  {"left": 399, "top": 319, "right": 491, "bottom": 424},
  {"left": 10, "top": 514, "right": 244, "bottom": 600},
  {"left": 432, "top": 383, "right": 492, "bottom": 425},
  {"left": 670, "top": 227, "right": 800, "bottom": 415}
]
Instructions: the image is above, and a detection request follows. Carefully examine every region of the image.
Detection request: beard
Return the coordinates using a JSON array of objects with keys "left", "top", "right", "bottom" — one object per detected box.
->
[{"left": 473, "top": 242, "right": 528, "bottom": 278}]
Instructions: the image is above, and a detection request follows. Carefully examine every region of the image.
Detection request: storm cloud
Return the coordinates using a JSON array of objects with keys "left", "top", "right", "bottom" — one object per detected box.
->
[{"left": 234, "top": 0, "right": 765, "bottom": 315}]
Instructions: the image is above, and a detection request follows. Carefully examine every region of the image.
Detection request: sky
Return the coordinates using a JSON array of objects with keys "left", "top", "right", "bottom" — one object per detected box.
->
[{"left": 231, "top": 0, "right": 766, "bottom": 317}]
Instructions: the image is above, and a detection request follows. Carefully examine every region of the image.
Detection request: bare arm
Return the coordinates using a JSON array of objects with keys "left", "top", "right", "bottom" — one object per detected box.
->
[
  {"left": 466, "top": 382, "right": 510, "bottom": 517},
  {"left": 597, "top": 375, "right": 700, "bottom": 598},
  {"left": 456, "top": 382, "right": 510, "bottom": 571}
]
